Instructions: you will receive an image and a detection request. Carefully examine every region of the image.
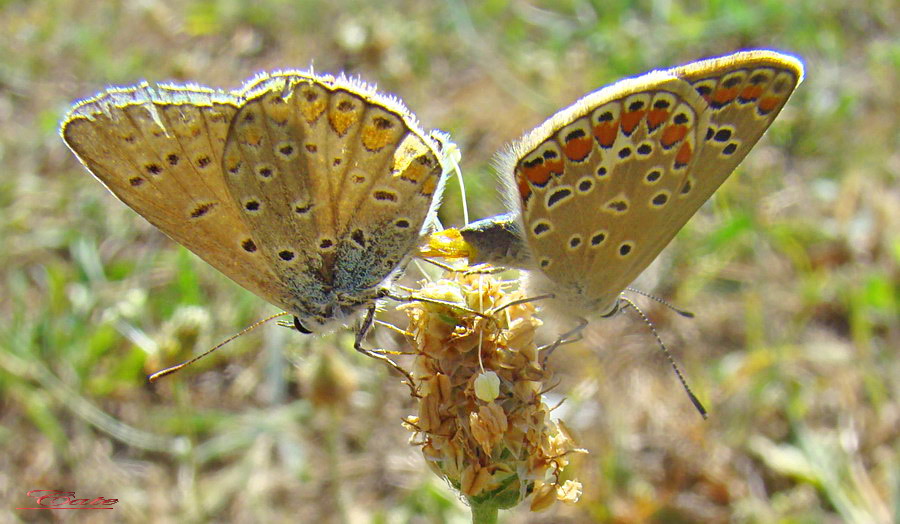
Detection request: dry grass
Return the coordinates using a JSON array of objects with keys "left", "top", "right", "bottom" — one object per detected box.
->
[{"left": 1, "top": 0, "right": 897, "bottom": 522}]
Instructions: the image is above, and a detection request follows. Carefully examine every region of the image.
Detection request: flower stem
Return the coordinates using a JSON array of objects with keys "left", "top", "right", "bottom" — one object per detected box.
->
[{"left": 468, "top": 497, "right": 499, "bottom": 524}]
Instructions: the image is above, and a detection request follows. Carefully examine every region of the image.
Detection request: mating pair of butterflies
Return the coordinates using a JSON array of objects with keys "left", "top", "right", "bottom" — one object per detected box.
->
[{"left": 61, "top": 50, "right": 804, "bottom": 337}]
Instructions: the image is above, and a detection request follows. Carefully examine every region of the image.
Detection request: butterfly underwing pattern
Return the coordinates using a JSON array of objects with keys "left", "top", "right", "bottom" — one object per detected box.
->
[
  {"left": 458, "top": 50, "right": 803, "bottom": 317},
  {"left": 62, "top": 70, "right": 455, "bottom": 333}
]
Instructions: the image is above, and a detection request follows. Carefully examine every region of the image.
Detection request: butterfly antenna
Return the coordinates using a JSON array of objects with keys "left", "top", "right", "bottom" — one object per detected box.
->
[
  {"left": 148, "top": 312, "right": 291, "bottom": 383},
  {"left": 619, "top": 296, "right": 707, "bottom": 419},
  {"left": 625, "top": 287, "right": 694, "bottom": 318}
]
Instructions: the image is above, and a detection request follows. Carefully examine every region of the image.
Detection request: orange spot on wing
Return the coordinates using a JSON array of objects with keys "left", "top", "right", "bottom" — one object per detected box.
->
[
  {"left": 739, "top": 85, "right": 764, "bottom": 101},
  {"left": 647, "top": 109, "right": 669, "bottom": 130},
  {"left": 361, "top": 126, "right": 394, "bottom": 151},
  {"left": 265, "top": 100, "right": 292, "bottom": 121},
  {"left": 399, "top": 161, "right": 428, "bottom": 183},
  {"left": 593, "top": 121, "right": 618, "bottom": 148},
  {"left": 516, "top": 172, "right": 532, "bottom": 201},
  {"left": 522, "top": 162, "right": 551, "bottom": 186},
  {"left": 758, "top": 96, "right": 781, "bottom": 114},
  {"left": 180, "top": 124, "right": 201, "bottom": 138},
  {"left": 563, "top": 136, "right": 592, "bottom": 161},
  {"left": 675, "top": 141, "right": 692, "bottom": 167},
  {"left": 661, "top": 124, "right": 688, "bottom": 148},
  {"left": 712, "top": 87, "right": 738, "bottom": 105},
  {"left": 300, "top": 99, "right": 327, "bottom": 123},
  {"left": 241, "top": 128, "right": 263, "bottom": 147},
  {"left": 545, "top": 159, "right": 564, "bottom": 179},
  {"left": 420, "top": 177, "right": 437, "bottom": 196},
  {"left": 329, "top": 111, "right": 357, "bottom": 136},
  {"left": 620, "top": 110, "right": 646, "bottom": 135}
]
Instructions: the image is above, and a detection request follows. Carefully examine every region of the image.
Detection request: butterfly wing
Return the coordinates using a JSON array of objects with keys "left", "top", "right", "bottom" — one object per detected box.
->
[
  {"left": 498, "top": 72, "right": 711, "bottom": 314},
  {"left": 222, "top": 72, "right": 448, "bottom": 326},
  {"left": 493, "top": 50, "right": 802, "bottom": 315},
  {"left": 668, "top": 50, "right": 804, "bottom": 221},
  {"left": 61, "top": 84, "right": 295, "bottom": 311}
]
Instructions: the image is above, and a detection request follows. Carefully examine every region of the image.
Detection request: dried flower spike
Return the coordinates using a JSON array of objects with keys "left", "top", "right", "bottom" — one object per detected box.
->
[{"left": 400, "top": 270, "right": 585, "bottom": 517}]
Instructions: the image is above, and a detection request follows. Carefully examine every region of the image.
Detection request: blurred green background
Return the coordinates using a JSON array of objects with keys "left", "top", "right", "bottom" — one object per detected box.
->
[{"left": 1, "top": 0, "right": 897, "bottom": 522}]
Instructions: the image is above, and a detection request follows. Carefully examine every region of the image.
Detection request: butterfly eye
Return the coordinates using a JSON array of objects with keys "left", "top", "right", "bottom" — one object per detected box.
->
[{"left": 293, "top": 317, "right": 313, "bottom": 334}]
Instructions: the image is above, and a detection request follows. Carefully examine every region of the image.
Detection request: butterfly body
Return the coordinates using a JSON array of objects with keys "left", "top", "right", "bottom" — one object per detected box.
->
[
  {"left": 460, "top": 50, "right": 803, "bottom": 316},
  {"left": 62, "top": 71, "right": 451, "bottom": 332}
]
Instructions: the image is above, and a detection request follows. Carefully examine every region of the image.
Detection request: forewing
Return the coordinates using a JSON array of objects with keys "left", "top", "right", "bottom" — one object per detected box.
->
[
  {"left": 668, "top": 50, "right": 804, "bottom": 222},
  {"left": 338, "top": 128, "right": 445, "bottom": 292},
  {"left": 61, "top": 84, "right": 294, "bottom": 311},
  {"left": 499, "top": 51, "right": 802, "bottom": 314},
  {"left": 502, "top": 72, "right": 711, "bottom": 313},
  {"left": 223, "top": 72, "right": 446, "bottom": 308}
]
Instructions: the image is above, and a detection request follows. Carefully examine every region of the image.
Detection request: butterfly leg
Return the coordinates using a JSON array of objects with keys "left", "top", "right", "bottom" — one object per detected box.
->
[
  {"left": 374, "top": 319, "right": 416, "bottom": 338},
  {"left": 462, "top": 265, "right": 511, "bottom": 276},
  {"left": 539, "top": 317, "right": 589, "bottom": 362},
  {"left": 417, "top": 257, "right": 463, "bottom": 273},
  {"left": 354, "top": 305, "right": 419, "bottom": 397},
  {"left": 490, "top": 293, "right": 555, "bottom": 315},
  {"left": 417, "top": 255, "right": 508, "bottom": 277},
  {"left": 382, "top": 290, "right": 494, "bottom": 321}
]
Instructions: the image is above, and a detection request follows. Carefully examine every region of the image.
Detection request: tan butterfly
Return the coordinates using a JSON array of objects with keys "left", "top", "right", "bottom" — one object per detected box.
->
[
  {"left": 61, "top": 70, "right": 455, "bottom": 335},
  {"left": 436, "top": 50, "right": 803, "bottom": 319}
]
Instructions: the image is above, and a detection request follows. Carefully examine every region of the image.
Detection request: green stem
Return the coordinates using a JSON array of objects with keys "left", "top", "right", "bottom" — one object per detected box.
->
[
  {"left": 468, "top": 498, "right": 499, "bottom": 524},
  {"left": 325, "top": 410, "right": 348, "bottom": 524}
]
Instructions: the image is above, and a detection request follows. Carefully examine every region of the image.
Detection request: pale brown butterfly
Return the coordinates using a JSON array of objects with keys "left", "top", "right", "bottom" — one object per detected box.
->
[
  {"left": 61, "top": 70, "right": 456, "bottom": 339},
  {"left": 435, "top": 50, "right": 803, "bottom": 321}
]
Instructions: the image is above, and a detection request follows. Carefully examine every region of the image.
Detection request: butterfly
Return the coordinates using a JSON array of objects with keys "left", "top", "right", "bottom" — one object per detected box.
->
[
  {"left": 61, "top": 70, "right": 455, "bottom": 335},
  {"left": 441, "top": 50, "right": 803, "bottom": 319}
]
